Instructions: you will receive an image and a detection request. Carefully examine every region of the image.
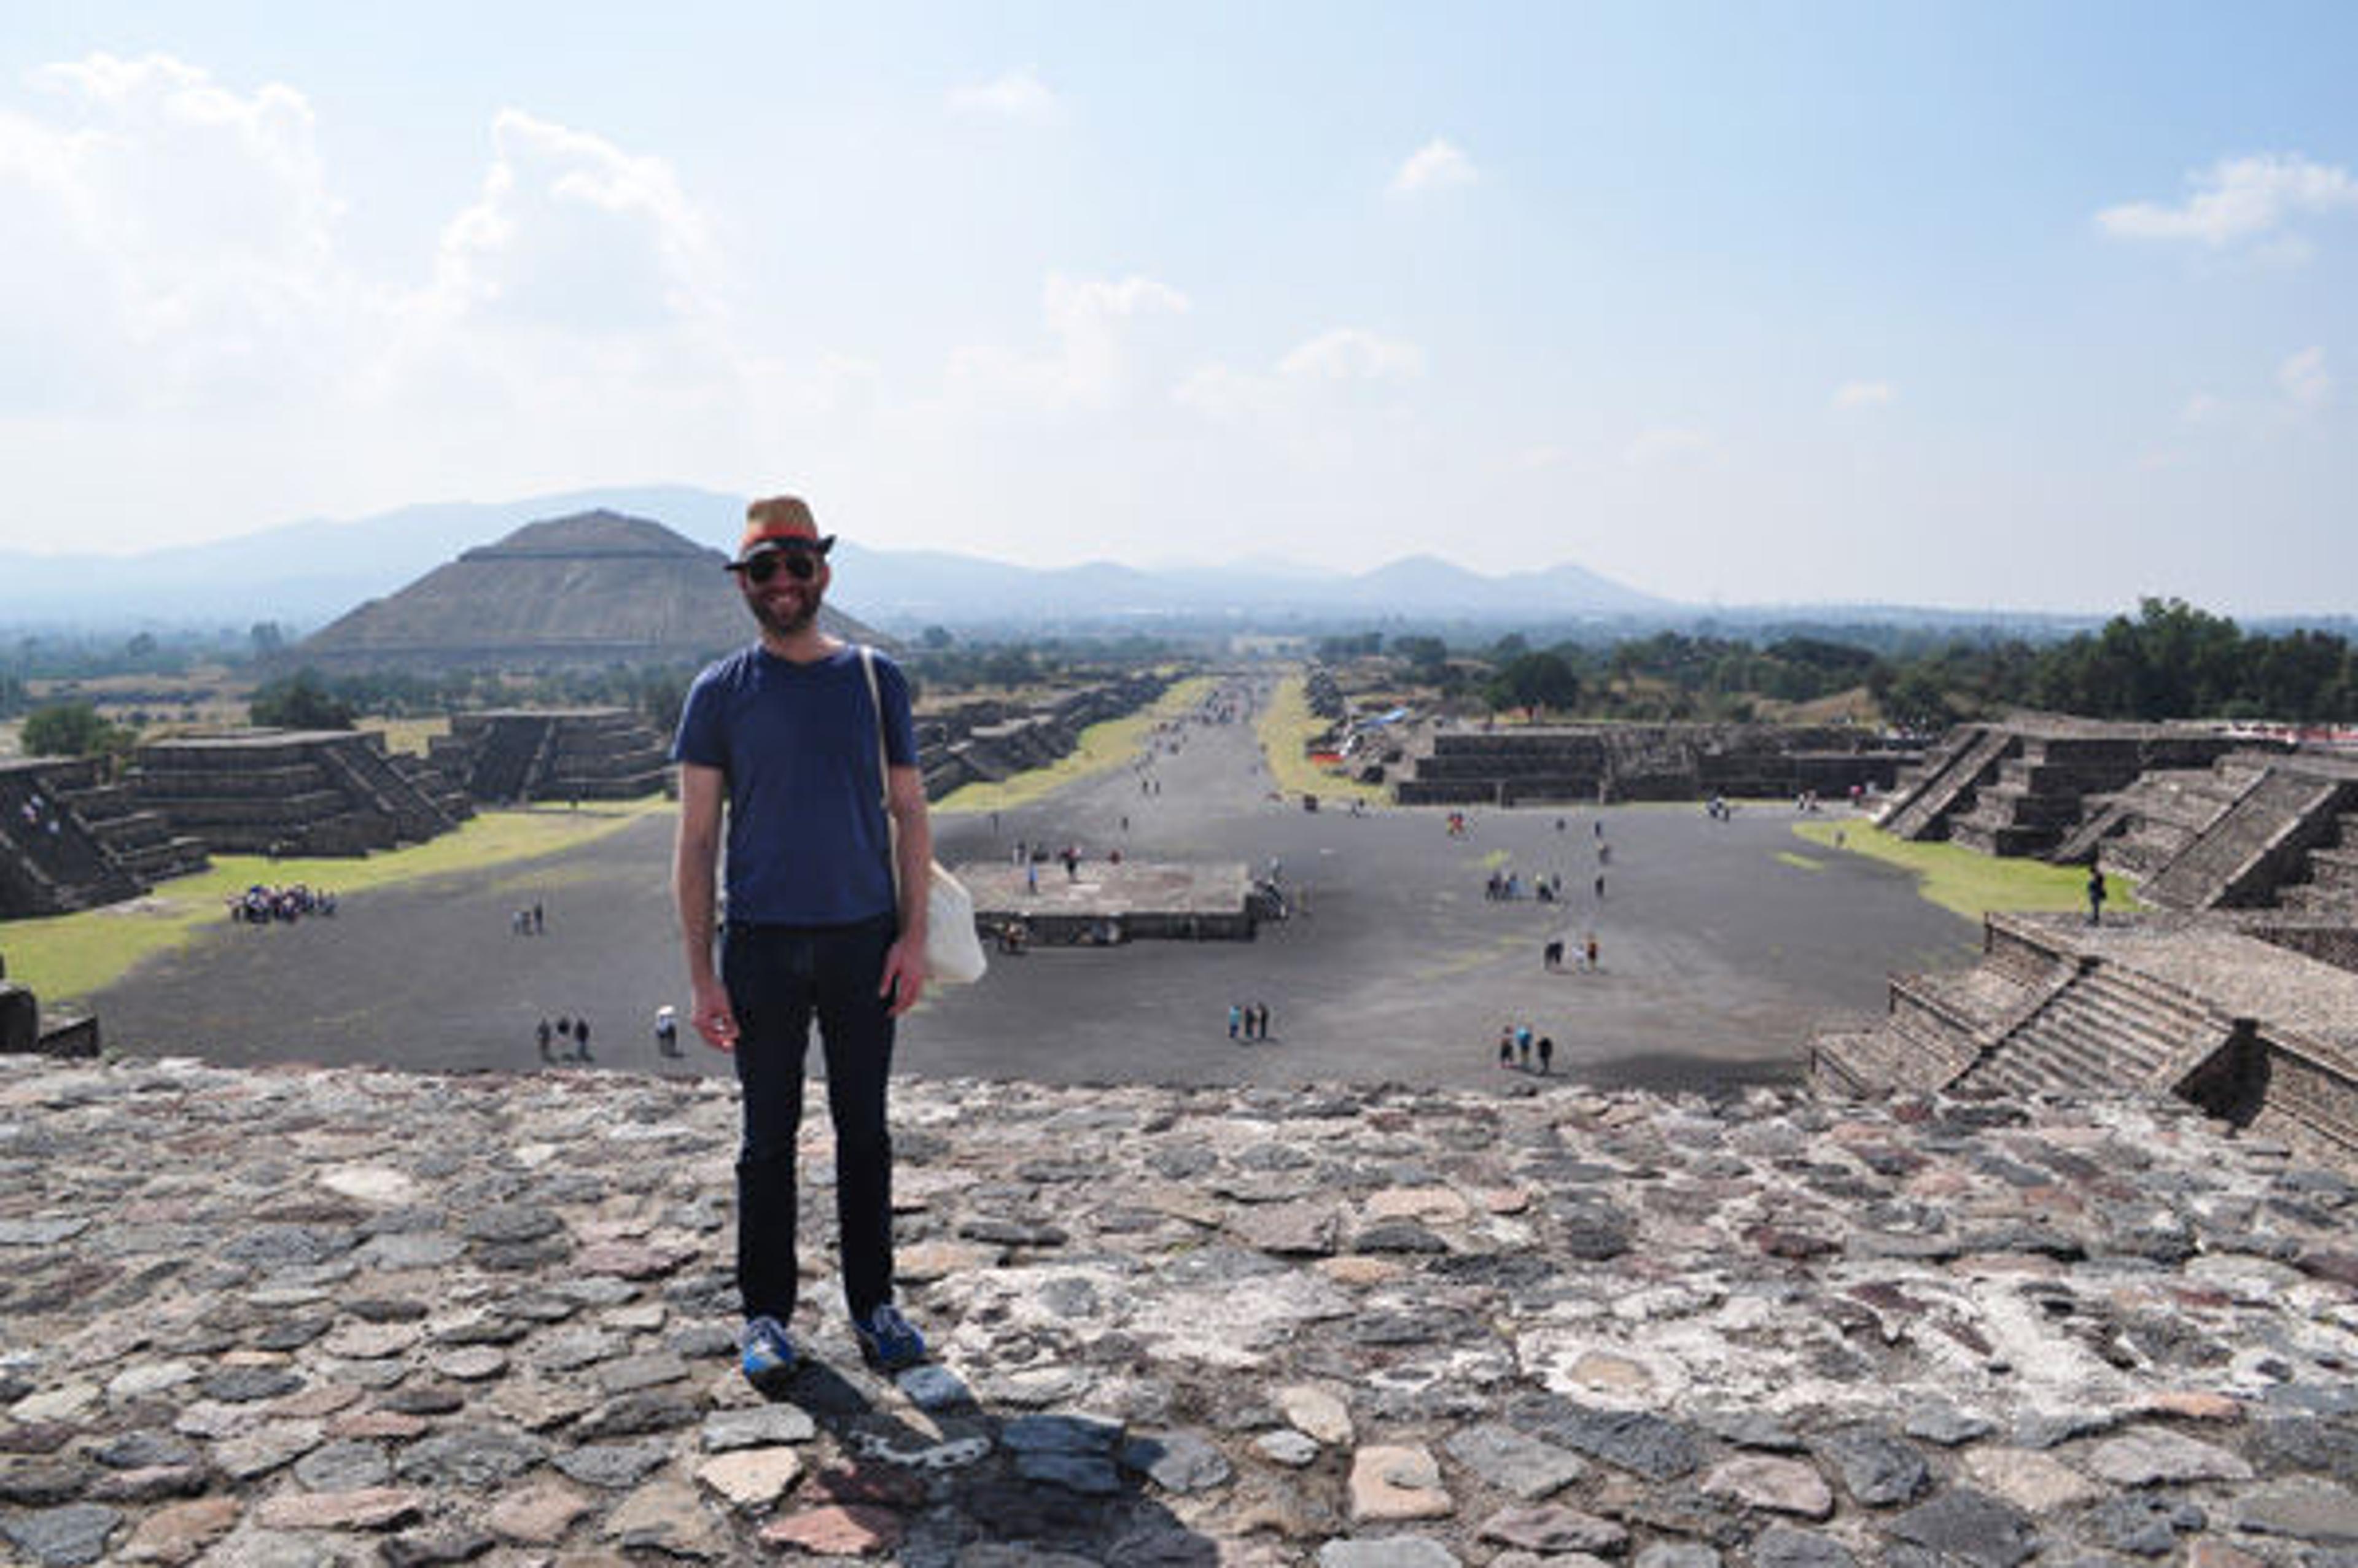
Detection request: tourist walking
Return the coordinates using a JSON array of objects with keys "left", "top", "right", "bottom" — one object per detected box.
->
[
  {"left": 655, "top": 1006, "right": 681, "bottom": 1058},
  {"left": 573, "top": 1016, "right": 592, "bottom": 1063},
  {"left": 2087, "top": 856, "right": 2106, "bottom": 926},
  {"left": 1229, "top": 1003, "right": 1243, "bottom": 1041},
  {"left": 1498, "top": 1026, "right": 1514, "bottom": 1068},
  {"left": 672, "top": 494, "right": 933, "bottom": 1386},
  {"left": 1537, "top": 1034, "right": 1554, "bottom": 1074},
  {"left": 536, "top": 1017, "right": 554, "bottom": 1063}
]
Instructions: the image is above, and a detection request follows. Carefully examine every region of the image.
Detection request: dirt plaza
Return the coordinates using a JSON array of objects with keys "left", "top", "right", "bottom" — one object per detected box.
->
[{"left": 88, "top": 696, "right": 1975, "bottom": 1090}]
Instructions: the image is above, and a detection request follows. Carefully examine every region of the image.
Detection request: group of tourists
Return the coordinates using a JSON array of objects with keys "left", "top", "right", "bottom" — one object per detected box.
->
[
  {"left": 1228, "top": 1000, "right": 1274, "bottom": 1041},
  {"left": 535, "top": 1015, "right": 593, "bottom": 1063},
  {"left": 1496, "top": 1022, "right": 1555, "bottom": 1074},
  {"left": 1543, "top": 931, "right": 1602, "bottom": 972},
  {"left": 228, "top": 883, "right": 337, "bottom": 924},
  {"left": 509, "top": 902, "right": 547, "bottom": 936}
]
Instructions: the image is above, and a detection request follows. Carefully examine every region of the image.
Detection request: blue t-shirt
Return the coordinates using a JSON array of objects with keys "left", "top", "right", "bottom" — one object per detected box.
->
[{"left": 671, "top": 643, "right": 918, "bottom": 926}]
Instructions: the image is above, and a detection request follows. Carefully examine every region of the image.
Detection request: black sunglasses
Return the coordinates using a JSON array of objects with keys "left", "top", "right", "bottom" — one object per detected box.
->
[
  {"left": 741, "top": 551, "right": 817, "bottom": 584},
  {"left": 730, "top": 539, "right": 832, "bottom": 585}
]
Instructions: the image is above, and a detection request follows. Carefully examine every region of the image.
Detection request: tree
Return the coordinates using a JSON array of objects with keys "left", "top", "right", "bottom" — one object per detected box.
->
[
  {"left": 1488, "top": 651, "right": 1582, "bottom": 715},
  {"left": 22, "top": 702, "right": 131, "bottom": 759},
  {"left": 250, "top": 670, "right": 355, "bottom": 731}
]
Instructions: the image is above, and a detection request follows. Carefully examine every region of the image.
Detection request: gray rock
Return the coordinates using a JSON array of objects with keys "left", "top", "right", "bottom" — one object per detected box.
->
[
  {"left": 700, "top": 1404, "right": 818, "bottom": 1451},
  {"left": 1888, "top": 1488, "right": 2039, "bottom": 1568},
  {"left": 1013, "top": 1450, "right": 1123, "bottom": 1494},
  {"left": 460, "top": 1205, "right": 562, "bottom": 1244},
  {"left": 91, "top": 1430, "right": 202, "bottom": 1470},
  {"left": 1318, "top": 1538, "right": 1463, "bottom": 1567},
  {"left": 1751, "top": 1525, "right": 1858, "bottom": 1568},
  {"left": 198, "top": 1367, "right": 305, "bottom": 1403},
  {"left": 573, "top": 1390, "right": 702, "bottom": 1438},
  {"left": 2084, "top": 1494, "right": 2197, "bottom": 1556},
  {"left": 1903, "top": 1403, "right": 1997, "bottom": 1446},
  {"left": 2234, "top": 1478, "right": 2358, "bottom": 1543},
  {"left": 1508, "top": 1394, "right": 1702, "bottom": 1481},
  {"left": 0, "top": 1504, "right": 120, "bottom": 1567},
  {"left": 554, "top": 1440, "right": 673, "bottom": 1489},
  {"left": 1818, "top": 1425, "right": 1930, "bottom": 1506},
  {"left": 1121, "top": 1429, "right": 1232, "bottom": 1493},
  {"left": 292, "top": 1439, "right": 394, "bottom": 1491},
  {"left": 1444, "top": 1421, "right": 1587, "bottom": 1499},
  {"left": 1635, "top": 1545, "right": 1722, "bottom": 1568},
  {"left": 1002, "top": 1412, "right": 1123, "bottom": 1454},
  {"left": 394, "top": 1426, "right": 548, "bottom": 1488}
]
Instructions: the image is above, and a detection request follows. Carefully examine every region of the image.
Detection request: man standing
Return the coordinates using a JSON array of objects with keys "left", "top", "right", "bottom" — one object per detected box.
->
[{"left": 672, "top": 495, "right": 932, "bottom": 1387}]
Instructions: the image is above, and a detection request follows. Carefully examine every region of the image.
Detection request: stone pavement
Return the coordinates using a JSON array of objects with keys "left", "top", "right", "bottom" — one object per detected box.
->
[{"left": 5, "top": 1056, "right": 2358, "bottom": 1566}]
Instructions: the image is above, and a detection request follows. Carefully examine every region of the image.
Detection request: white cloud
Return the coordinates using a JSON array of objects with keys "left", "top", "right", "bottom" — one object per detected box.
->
[
  {"left": 2096, "top": 153, "right": 2358, "bottom": 249},
  {"left": 2180, "top": 391, "right": 2225, "bottom": 425},
  {"left": 430, "top": 109, "right": 717, "bottom": 335},
  {"left": 1832, "top": 380, "right": 1896, "bottom": 410},
  {"left": 948, "top": 68, "right": 1064, "bottom": 125},
  {"left": 1277, "top": 328, "right": 1425, "bottom": 384},
  {"left": 0, "top": 52, "right": 347, "bottom": 411},
  {"left": 1388, "top": 138, "right": 1478, "bottom": 196},
  {"left": 2279, "top": 345, "right": 2331, "bottom": 407},
  {"left": 1177, "top": 326, "right": 1424, "bottom": 425},
  {"left": 944, "top": 273, "right": 1190, "bottom": 410},
  {"left": 1624, "top": 427, "right": 1714, "bottom": 468}
]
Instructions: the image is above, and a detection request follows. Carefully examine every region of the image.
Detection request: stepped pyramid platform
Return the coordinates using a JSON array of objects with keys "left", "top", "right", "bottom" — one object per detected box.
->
[
  {"left": 432, "top": 708, "right": 671, "bottom": 805},
  {"left": 1816, "top": 910, "right": 2358, "bottom": 1165},
  {"left": 0, "top": 758, "right": 205, "bottom": 918},
  {"left": 1875, "top": 716, "right": 2251, "bottom": 856},
  {"left": 128, "top": 729, "right": 465, "bottom": 858},
  {"left": 956, "top": 859, "right": 1258, "bottom": 943},
  {"left": 2109, "top": 751, "right": 2358, "bottom": 915},
  {"left": 1393, "top": 723, "right": 1915, "bottom": 807}
]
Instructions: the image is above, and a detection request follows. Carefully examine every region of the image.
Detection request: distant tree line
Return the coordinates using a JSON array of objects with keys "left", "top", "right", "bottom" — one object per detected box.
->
[{"left": 1320, "top": 599, "right": 2358, "bottom": 729}]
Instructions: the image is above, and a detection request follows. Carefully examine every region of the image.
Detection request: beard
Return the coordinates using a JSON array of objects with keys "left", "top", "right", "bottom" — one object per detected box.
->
[{"left": 747, "top": 580, "right": 823, "bottom": 639}]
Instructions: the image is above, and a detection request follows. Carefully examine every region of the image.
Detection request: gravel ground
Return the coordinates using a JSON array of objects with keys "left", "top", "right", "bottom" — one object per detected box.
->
[{"left": 92, "top": 683, "right": 1975, "bottom": 1090}]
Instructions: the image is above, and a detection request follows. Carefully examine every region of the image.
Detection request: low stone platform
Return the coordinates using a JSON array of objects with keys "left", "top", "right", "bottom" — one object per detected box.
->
[
  {"left": 4, "top": 1058, "right": 2358, "bottom": 1566},
  {"left": 955, "top": 860, "right": 1257, "bottom": 943}
]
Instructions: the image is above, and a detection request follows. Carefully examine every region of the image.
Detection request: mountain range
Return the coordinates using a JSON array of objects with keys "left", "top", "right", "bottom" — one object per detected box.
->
[{"left": 0, "top": 484, "right": 1679, "bottom": 634}]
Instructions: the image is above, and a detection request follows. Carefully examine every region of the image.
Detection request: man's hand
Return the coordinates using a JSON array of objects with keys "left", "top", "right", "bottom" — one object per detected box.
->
[
  {"left": 690, "top": 976, "right": 739, "bottom": 1051},
  {"left": 881, "top": 936, "right": 927, "bottom": 1019}
]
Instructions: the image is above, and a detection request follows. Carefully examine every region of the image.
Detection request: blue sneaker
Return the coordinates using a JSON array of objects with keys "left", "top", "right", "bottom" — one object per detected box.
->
[
  {"left": 850, "top": 1303, "right": 927, "bottom": 1371},
  {"left": 739, "top": 1315, "right": 798, "bottom": 1386}
]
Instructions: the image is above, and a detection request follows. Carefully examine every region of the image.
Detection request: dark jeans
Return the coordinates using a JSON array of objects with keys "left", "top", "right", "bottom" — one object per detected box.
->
[{"left": 721, "top": 914, "right": 898, "bottom": 1324}]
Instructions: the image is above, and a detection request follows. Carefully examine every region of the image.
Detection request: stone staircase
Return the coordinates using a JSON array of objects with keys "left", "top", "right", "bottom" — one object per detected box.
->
[
  {"left": 0, "top": 762, "right": 148, "bottom": 917},
  {"left": 128, "top": 732, "right": 470, "bottom": 857},
  {"left": 2279, "top": 815, "right": 2358, "bottom": 918},
  {"left": 1877, "top": 724, "right": 2014, "bottom": 841},
  {"left": 1955, "top": 963, "right": 2235, "bottom": 1098},
  {"left": 2140, "top": 766, "right": 2354, "bottom": 910},
  {"left": 1946, "top": 734, "right": 2146, "bottom": 859}
]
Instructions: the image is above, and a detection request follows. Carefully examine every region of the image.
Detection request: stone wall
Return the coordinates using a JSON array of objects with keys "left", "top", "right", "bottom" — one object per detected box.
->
[
  {"left": 438, "top": 710, "right": 669, "bottom": 804},
  {"left": 129, "top": 731, "right": 464, "bottom": 858},
  {"left": 1395, "top": 724, "right": 1914, "bottom": 807},
  {"left": 1815, "top": 910, "right": 2358, "bottom": 1170},
  {"left": 0, "top": 759, "right": 152, "bottom": 918}
]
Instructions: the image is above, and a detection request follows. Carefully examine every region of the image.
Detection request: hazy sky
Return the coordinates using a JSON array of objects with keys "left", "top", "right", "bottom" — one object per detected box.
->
[{"left": 3, "top": 2, "right": 2353, "bottom": 615}]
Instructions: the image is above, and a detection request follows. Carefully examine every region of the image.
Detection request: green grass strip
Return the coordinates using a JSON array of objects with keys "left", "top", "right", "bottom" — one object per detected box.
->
[
  {"left": 1793, "top": 818, "right": 2141, "bottom": 922},
  {"left": 933, "top": 675, "right": 1216, "bottom": 817},
  {"left": 1258, "top": 671, "right": 1391, "bottom": 807},
  {"left": 1, "top": 798, "right": 668, "bottom": 1008}
]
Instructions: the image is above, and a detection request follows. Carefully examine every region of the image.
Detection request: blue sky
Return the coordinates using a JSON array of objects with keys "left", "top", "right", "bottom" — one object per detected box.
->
[{"left": 3, "top": 1, "right": 2353, "bottom": 614}]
